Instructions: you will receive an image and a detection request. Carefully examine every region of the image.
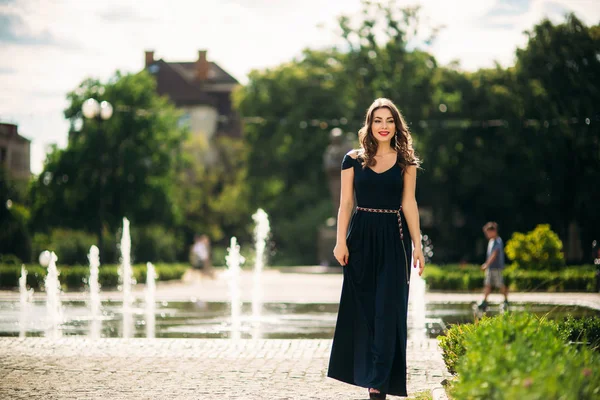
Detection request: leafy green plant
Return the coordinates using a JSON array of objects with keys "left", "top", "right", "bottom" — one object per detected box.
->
[
  {"left": 438, "top": 320, "right": 482, "bottom": 375},
  {"left": 505, "top": 224, "right": 565, "bottom": 270},
  {"left": 559, "top": 315, "right": 600, "bottom": 351},
  {"left": 450, "top": 313, "right": 600, "bottom": 399}
]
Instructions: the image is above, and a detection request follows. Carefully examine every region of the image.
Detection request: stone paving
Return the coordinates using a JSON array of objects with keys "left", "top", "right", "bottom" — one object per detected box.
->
[
  {"left": 1, "top": 267, "right": 598, "bottom": 399},
  {"left": 0, "top": 337, "right": 447, "bottom": 399}
]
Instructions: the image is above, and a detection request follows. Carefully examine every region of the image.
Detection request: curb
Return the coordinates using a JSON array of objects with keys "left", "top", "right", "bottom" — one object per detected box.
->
[{"left": 431, "top": 386, "right": 448, "bottom": 400}]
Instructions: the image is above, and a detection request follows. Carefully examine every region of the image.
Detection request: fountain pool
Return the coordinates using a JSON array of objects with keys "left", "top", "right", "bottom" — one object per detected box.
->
[{"left": 1, "top": 299, "right": 596, "bottom": 339}]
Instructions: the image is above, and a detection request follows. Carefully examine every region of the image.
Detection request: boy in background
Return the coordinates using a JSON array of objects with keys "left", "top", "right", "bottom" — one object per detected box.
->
[{"left": 478, "top": 222, "right": 509, "bottom": 310}]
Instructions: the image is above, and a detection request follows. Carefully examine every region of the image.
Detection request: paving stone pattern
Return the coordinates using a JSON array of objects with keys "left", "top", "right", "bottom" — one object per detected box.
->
[{"left": 0, "top": 337, "right": 449, "bottom": 399}]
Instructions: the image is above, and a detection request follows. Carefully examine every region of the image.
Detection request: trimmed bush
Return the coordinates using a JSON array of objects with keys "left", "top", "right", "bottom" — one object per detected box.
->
[
  {"left": 559, "top": 315, "right": 600, "bottom": 351},
  {"left": 0, "top": 263, "right": 187, "bottom": 290},
  {"left": 31, "top": 229, "right": 97, "bottom": 266},
  {"left": 0, "top": 254, "right": 23, "bottom": 266},
  {"left": 0, "top": 264, "right": 45, "bottom": 289},
  {"left": 422, "top": 264, "right": 482, "bottom": 291},
  {"left": 451, "top": 313, "right": 600, "bottom": 399},
  {"left": 439, "top": 315, "right": 600, "bottom": 377},
  {"left": 505, "top": 224, "right": 565, "bottom": 270},
  {"left": 422, "top": 264, "right": 595, "bottom": 292},
  {"left": 509, "top": 268, "right": 595, "bottom": 292},
  {"left": 438, "top": 319, "right": 482, "bottom": 375}
]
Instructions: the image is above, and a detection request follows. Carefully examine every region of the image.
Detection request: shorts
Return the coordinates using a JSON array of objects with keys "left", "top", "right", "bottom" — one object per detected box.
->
[{"left": 484, "top": 268, "right": 504, "bottom": 288}]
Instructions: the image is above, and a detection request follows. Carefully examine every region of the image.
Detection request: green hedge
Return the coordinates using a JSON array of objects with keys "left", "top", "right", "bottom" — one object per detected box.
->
[
  {"left": 423, "top": 264, "right": 596, "bottom": 292},
  {"left": 437, "top": 318, "right": 481, "bottom": 375},
  {"left": 559, "top": 315, "right": 600, "bottom": 350},
  {"left": 0, "top": 263, "right": 188, "bottom": 290},
  {"left": 440, "top": 313, "right": 600, "bottom": 399},
  {"left": 439, "top": 315, "right": 600, "bottom": 377}
]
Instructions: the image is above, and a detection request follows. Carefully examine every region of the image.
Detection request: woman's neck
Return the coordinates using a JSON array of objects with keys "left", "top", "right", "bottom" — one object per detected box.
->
[{"left": 375, "top": 143, "right": 394, "bottom": 156}]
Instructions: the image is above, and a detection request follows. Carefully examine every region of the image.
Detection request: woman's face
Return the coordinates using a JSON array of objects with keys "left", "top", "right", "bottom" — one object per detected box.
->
[{"left": 371, "top": 107, "right": 395, "bottom": 143}]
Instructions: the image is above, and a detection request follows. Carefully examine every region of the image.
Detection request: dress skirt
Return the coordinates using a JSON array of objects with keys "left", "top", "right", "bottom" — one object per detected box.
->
[{"left": 327, "top": 210, "right": 412, "bottom": 396}]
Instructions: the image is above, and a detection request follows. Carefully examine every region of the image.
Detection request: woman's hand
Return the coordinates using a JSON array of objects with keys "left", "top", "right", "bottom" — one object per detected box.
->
[
  {"left": 413, "top": 248, "right": 425, "bottom": 276},
  {"left": 333, "top": 243, "right": 349, "bottom": 266}
]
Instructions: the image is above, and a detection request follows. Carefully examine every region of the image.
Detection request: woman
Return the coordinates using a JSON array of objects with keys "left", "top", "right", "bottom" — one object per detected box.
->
[{"left": 327, "top": 98, "right": 425, "bottom": 399}]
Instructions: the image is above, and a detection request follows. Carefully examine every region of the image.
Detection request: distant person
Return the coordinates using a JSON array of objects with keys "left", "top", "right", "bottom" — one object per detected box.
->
[
  {"left": 328, "top": 98, "right": 425, "bottom": 400},
  {"left": 190, "top": 234, "right": 214, "bottom": 278},
  {"left": 478, "top": 222, "right": 508, "bottom": 310}
]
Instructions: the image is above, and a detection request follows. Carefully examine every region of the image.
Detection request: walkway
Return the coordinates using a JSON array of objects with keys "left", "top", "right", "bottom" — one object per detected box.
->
[{"left": 0, "top": 337, "right": 447, "bottom": 399}]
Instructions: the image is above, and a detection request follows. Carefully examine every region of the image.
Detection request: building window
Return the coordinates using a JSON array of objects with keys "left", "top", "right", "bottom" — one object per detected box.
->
[{"left": 0, "top": 147, "right": 6, "bottom": 166}]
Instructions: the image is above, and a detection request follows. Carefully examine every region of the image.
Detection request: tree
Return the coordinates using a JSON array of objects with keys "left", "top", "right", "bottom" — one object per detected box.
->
[
  {"left": 235, "top": 4, "right": 600, "bottom": 264},
  {"left": 30, "top": 71, "right": 187, "bottom": 260},
  {"left": 335, "top": 1, "right": 440, "bottom": 124},
  {"left": 234, "top": 1, "right": 443, "bottom": 263},
  {"left": 233, "top": 50, "right": 350, "bottom": 264},
  {"left": 513, "top": 15, "right": 600, "bottom": 260},
  {"left": 176, "top": 133, "right": 252, "bottom": 246},
  {"left": 0, "top": 168, "right": 31, "bottom": 262}
]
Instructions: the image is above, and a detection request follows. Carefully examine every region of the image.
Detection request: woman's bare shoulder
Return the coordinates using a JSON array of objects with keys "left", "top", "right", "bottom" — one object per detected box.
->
[{"left": 346, "top": 149, "right": 361, "bottom": 159}]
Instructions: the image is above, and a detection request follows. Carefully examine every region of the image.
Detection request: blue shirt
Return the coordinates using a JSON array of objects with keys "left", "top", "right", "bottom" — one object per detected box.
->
[{"left": 487, "top": 237, "right": 505, "bottom": 269}]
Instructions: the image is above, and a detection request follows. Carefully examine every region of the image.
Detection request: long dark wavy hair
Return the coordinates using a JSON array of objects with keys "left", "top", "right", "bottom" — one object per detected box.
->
[{"left": 357, "top": 98, "right": 420, "bottom": 171}]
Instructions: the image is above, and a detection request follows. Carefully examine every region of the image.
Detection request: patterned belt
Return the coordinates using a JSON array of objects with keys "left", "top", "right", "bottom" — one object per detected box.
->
[{"left": 356, "top": 206, "right": 404, "bottom": 240}]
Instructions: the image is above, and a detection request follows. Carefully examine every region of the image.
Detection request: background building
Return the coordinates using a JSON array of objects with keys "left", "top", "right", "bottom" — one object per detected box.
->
[
  {"left": 0, "top": 123, "right": 31, "bottom": 180},
  {"left": 144, "top": 49, "right": 241, "bottom": 150}
]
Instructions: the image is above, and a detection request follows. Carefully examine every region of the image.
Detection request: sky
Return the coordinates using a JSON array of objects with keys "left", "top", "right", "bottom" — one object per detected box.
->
[{"left": 1, "top": 0, "right": 599, "bottom": 175}]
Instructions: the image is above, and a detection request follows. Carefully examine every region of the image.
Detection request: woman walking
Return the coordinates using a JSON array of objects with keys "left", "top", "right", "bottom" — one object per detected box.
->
[{"left": 327, "top": 98, "right": 425, "bottom": 399}]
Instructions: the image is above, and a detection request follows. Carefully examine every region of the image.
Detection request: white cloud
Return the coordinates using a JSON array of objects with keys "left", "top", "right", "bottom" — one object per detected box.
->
[{"left": 0, "top": 0, "right": 598, "bottom": 174}]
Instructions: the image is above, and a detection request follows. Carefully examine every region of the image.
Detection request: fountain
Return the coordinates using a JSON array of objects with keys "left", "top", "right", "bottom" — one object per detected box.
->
[
  {"left": 225, "top": 237, "right": 245, "bottom": 339},
  {"left": 43, "top": 251, "right": 63, "bottom": 338},
  {"left": 120, "top": 218, "right": 134, "bottom": 310},
  {"left": 408, "top": 265, "right": 427, "bottom": 340},
  {"left": 19, "top": 265, "right": 33, "bottom": 305},
  {"left": 408, "top": 233, "right": 445, "bottom": 339},
  {"left": 119, "top": 218, "right": 135, "bottom": 338},
  {"left": 19, "top": 265, "right": 32, "bottom": 338},
  {"left": 145, "top": 262, "right": 156, "bottom": 338},
  {"left": 251, "top": 208, "right": 270, "bottom": 338},
  {"left": 88, "top": 245, "right": 101, "bottom": 338}
]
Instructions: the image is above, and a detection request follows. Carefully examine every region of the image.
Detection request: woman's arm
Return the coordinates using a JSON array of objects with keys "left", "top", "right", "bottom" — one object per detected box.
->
[
  {"left": 333, "top": 154, "right": 356, "bottom": 266},
  {"left": 401, "top": 165, "right": 425, "bottom": 275}
]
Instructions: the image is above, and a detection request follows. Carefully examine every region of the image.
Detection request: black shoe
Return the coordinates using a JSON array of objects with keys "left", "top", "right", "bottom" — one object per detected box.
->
[
  {"left": 477, "top": 300, "right": 488, "bottom": 311},
  {"left": 369, "top": 389, "right": 386, "bottom": 400}
]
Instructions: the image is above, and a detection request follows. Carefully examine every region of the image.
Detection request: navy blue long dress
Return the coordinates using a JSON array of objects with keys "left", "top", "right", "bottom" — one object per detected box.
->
[{"left": 327, "top": 153, "right": 412, "bottom": 397}]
